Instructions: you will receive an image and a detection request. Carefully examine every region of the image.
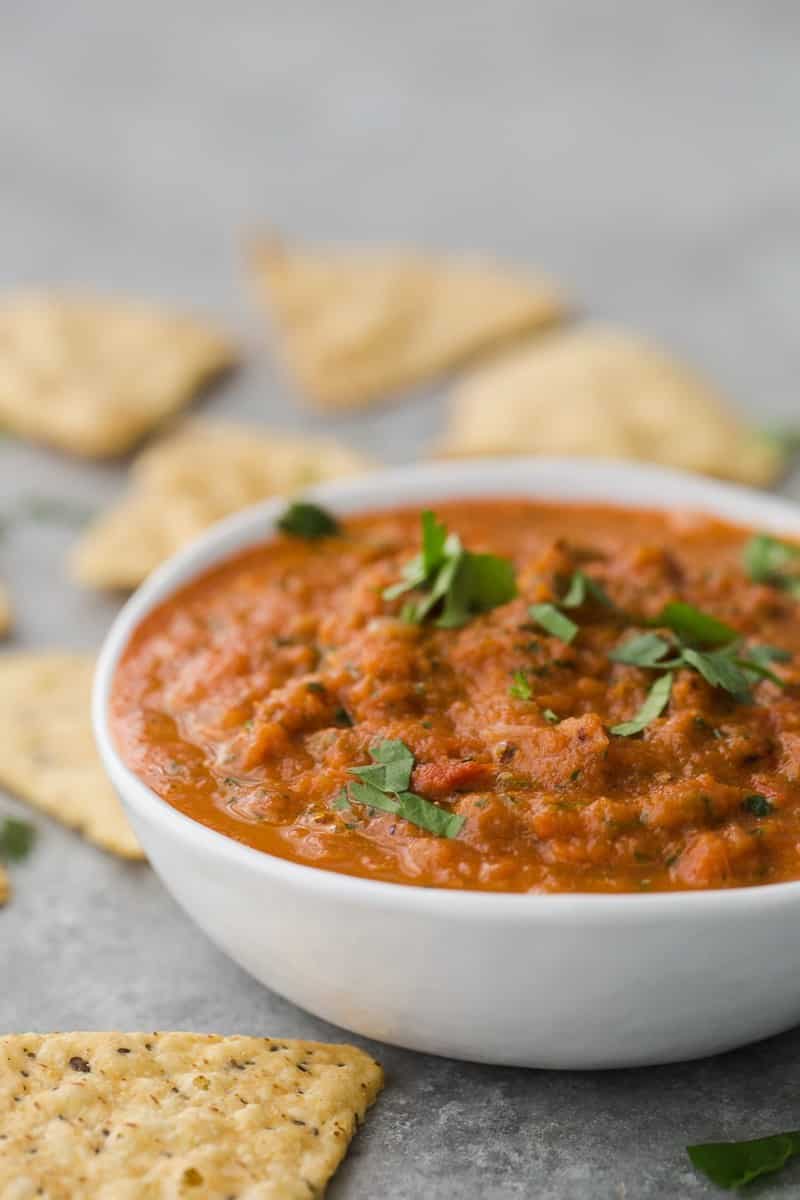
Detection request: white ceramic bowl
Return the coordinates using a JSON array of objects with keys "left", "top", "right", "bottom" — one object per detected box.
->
[{"left": 94, "top": 458, "right": 800, "bottom": 1068}]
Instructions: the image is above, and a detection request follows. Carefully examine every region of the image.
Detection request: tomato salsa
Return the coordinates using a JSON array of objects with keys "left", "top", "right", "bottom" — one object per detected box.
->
[{"left": 110, "top": 499, "right": 800, "bottom": 893}]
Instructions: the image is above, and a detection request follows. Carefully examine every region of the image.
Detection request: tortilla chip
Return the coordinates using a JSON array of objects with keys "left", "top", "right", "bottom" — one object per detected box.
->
[
  {"left": 72, "top": 420, "right": 375, "bottom": 589},
  {"left": 0, "top": 294, "right": 236, "bottom": 457},
  {"left": 0, "top": 653, "right": 142, "bottom": 858},
  {"left": 0, "top": 583, "right": 11, "bottom": 638},
  {"left": 249, "top": 235, "right": 566, "bottom": 409},
  {"left": 0, "top": 1032, "right": 382, "bottom": 1198},
  {"left": 437, "top": 325, "right": 784, "bottom": 486}
]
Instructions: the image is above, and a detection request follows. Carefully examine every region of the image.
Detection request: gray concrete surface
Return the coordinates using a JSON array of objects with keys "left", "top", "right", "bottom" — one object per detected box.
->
[{"left": 1, "top": 2, "right": 800, "bottom": 1195}]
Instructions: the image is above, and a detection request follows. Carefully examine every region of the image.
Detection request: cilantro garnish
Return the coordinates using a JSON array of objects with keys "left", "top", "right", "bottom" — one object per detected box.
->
[
  {"left": 542, "top": 708, "right": 560, "bottom": 724},
  {"left": 743, "top": 533, "right": 800, "bottom": 597},
  {"left": 610, "top": 674, "right": 673, "bottom": 737},
  {"left": 744, "top": 794, "right": 773, "bottom": 817},
  {"left": 383, "top": 511, "right": 516, "bottom": 629},
  {"left": 277, "top": 501, "right": 340, "bottom": 539},
  {"left": 528, "top": 603, "right": 578, "bottom": 644},
  {"left": 560, "top": 570, "right": 613, "bottom": 610},
  {"left": 610, "top": 601, "right": 790, "bottom": 736},
  {"left": 341, "top": 739, "right": 464, "bottom": 838},
  {"left": 508, "top": 670, "right": 532, "bottom": 701},
  {"left": 0, "top": 817, "right": 35, "bottom": 862},
  {"left": 688, "top": 1130, "right": 800, "bottom": 1190}
]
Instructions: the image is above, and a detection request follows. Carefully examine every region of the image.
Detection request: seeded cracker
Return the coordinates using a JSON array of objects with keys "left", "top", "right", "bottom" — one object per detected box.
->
[
  {"left": 249, "top": 234, "right": 566, "bottom": 409},
  {"left": 0, "top": 653, "right": 142, "bottom": 858},
  {"left": 72, "top": 420, "right": 375, "bottom": 589},
  {"left": 437, "top": 325, "right": 784, "bottom": 486},
  {"left": 0, "top": 1032, "right": 383, "bottom": 1199},
  {"left": 0, "top": 293, "right": 236, "bottom": 457}
]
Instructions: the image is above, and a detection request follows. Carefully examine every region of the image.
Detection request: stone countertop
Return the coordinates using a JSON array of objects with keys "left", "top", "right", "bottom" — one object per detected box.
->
[{"left": 1, "top": 2, "right": 800, "bottom": 1195}]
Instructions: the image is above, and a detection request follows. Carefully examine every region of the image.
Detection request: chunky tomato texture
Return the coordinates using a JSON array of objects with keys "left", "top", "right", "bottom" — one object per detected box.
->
[{"left": 111, "top": 500, "right": 800, "bottom": 893}]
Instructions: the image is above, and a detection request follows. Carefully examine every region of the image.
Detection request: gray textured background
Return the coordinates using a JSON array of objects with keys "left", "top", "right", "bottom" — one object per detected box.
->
[{"left": 2, "top": 2, "right": 800, "bottom": 1196}]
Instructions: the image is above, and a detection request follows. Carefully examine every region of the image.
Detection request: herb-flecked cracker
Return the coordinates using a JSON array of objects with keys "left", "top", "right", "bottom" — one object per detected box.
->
[
  {"left": 249, "top": 235, "right": 566, "bottom": 409},
  {"left": 72, "top": 420, "right": 375, "bottom": 589},
  {"left": 0, "top": 293, "right": 236, "bottom": 457},
  {"left": 0, "top": 1032, "right": 383, "bottom": 1198},
  {"left": 437, "top": 325, "right": 784, "bottom": 486},
  {"left": 0, "top": 653, "right": 142, "bottom": 858}
]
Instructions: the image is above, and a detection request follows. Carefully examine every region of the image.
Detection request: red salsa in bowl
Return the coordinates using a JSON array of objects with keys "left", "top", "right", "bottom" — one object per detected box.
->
[{"left": 111, "top": 499, "right": 800, "bottom": 894}]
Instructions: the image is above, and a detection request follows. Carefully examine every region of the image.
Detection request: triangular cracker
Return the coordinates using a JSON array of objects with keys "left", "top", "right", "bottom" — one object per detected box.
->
[
  {"left": 0, "top": 293, "right": 236, "bottom": 457},
  {"left": 0, "top": 1032, "right": 383, "bottom": 1198},
  {"left": 72, "top": 420, "right": 375, "bottom": 589},
  {"left": 437, "top": 325, "right": 783, "bottom": 486},
  {"left": 249, "top": 235, "right": 566, "bottom": 408},
  {"left": 0, "top": 653, "right": 142, "bottom": 858}
]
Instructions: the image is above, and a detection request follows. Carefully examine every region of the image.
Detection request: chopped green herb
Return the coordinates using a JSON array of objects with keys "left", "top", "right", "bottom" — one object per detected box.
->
[
  {"left": 277, "top": 501, "right": 340, "bottom": 539},
  {"left": 0, "top": 817, "right": 35, "bottom": 862},
  {"left": 331, "top": 791, "right": 350, "bottom": 811},
  {"left": 345, "top": 738, "right": 464, "bottom": 838},
  {"left": 681, "top": 648, "right": 753, "bottom": 703},
  {"left": 542, "top": 708, "right": 560, "bottom": 724},
  {"left": 743, "top": 533, "right": 800, "bottom": 597},
  {"left": 528, "top": 603, "right": 578, "bottom": 644},
  {"left": 560, "top": 570, "right": 613, "bottom": 610},
  {"left": 333, "top": 706, "right": 353, "bottom": 727},
  {"left": 384, "top": 511, "right": 516, "bottom": 629},
  {"left": 610, "top": 632, "right": 672, "bottom": 668},
  {"left": 687, "top": 1130, "right": 800, "bottom": 1190},
  {"left": 509, "top": 670, "right": 532, "bottom": 701},
  {"left": 610, "top": 673, "right": 673, "bottom": 737},
  {"left": 305, "top": 680, "right": 326, "bottom": 695},
  {"left": 744, "top": 794, "right": 773, "bottom": 817},
  {"left": 657, "top": 601, "right": 738, "bottom": 648}
]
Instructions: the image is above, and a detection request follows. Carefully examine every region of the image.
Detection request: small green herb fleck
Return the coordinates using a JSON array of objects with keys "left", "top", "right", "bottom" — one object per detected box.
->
[
  {"left": 611, "top": 632, "right": 673, "bottom": 668},
  {"left": 528, "top": 603, "right": 579, "bottom": 644},
  {"left": 0, "top": 817, "right": 36, "bottom": 862},
  {"left": 744, "top": 794, "right": 773, "bottom": 817},
  {"left": 331, "top": 791, "right": 350, "bottom": 811},
  {"left": 277, "top": 501, "right": 340, "bottom": 539},
  {"left": 509, "top": 670, "right": 532, "bottom": 701},
  {"left": 333, "top": 707, "right": 353, "bottom": 727},
  {"left": 542, "top": 708, "right": 559, "bottom": 724},
  {"left": 305, "top": 681, "right": 326, "bottom": 695}
]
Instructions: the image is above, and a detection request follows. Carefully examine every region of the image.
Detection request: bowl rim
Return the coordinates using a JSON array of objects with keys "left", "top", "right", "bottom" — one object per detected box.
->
[{"left": 94, "top": 455, "right": 800, "bottom": 921}]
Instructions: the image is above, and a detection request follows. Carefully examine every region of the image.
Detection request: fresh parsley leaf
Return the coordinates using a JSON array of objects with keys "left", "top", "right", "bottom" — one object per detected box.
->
[
  {"left": 610, "top": 633, "right": 673, "bottom": 668},
  {"left": 528, "top": 603, "right": 579, "bottom": 644},
  {"left": 346, "top": 739, "right": 464, "bottom": 837},
  {"left": 350, "top": 740, "right": 414, "bottom": 793},
  {"left": 743, "top": 533, "right": 800, "bottom": 596},
  {"left": 509, "top": 670, "right": 532, "bottom": 701},
  {"left": 542, "top": 708, "right": 560, "bottom": 724},
  {"left": 681, "top": 648, "right": 753, "bottom": 703},
  {"left": 394, "top": 791, "right": 465, "bottom": 838},
  {"left": 277, "top": 501, "right": 340, "bottom": 539},
  {"left": 744, "top": 794, "right": 773, "bottom": 817},
  {"left": 687, "top": 1131, "right": 800, "bottom": 1190},
  {"left": 331, "top": 791, "right": 351, "bottom": 811},
  {"left": 657, "top": 602, "right": 737, "bottom": 648},
  {"left": 384, "top": 511, "right": 516, "bottom": 628},
  {"left": 560, "top": 570, "right": 613, "bottom": 610},
  {"left": 0, "top": 817, "right": 35, "bottom": 862},
  {"left": 610, "top": 673, "right": 673, "bottom": 737}
]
